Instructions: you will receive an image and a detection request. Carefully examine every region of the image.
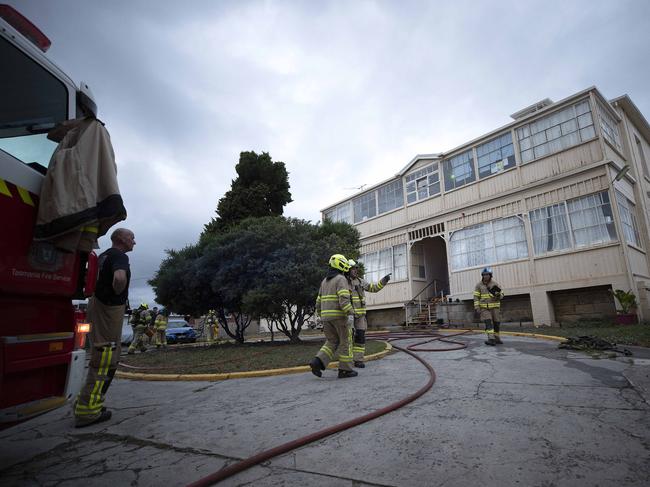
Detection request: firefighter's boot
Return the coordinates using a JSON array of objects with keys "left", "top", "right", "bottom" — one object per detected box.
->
[
  {"left": 494, "top": 322, "right": 503, "bottom": 344},
  {"left": 485, "top": 338, "right": 497, "bottom": 346},
  {"left": 338, "top": 370, "right": 358, "bottom": 378},
  {"left": 354, "top": 361, "right": 365, "bottom": 368},
  {"left": 310, "top": 357, "right": 324, "bottom": 377},
  {"left": 74, "top": 409, "right": 112, "bottom": 428}
]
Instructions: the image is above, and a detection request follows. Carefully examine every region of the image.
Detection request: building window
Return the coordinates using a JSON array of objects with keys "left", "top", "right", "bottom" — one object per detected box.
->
[
  {"left": 530, "top": 203, "right": 572, "bottom": 254},
  {"left": 359, "top": 243, "right": 408, "bottom": 282},
  {"left": 449, "top": 216, "right": 527, "bottom": 271},
  {"left": 377, "top": 179, "right": 404, "bottom": 214},
  {"left": 517, "top": 99, "right": 595, "bottom": 163},
  {"left": 529, "top": 191, "right": 618, "bottom": 255},
  {"left": 324, "top": 202, "right": 352, "bottom": 224},
  {"left": 410, "top": 242, "right": 426, "bottom": 280},
  {"left": 353, "top": 191, "right": 377, "bottom": 223},
  {"left": 477, "top": 132, "right": 516, "bottom": 178},
  {"left": 443, "top": 150, "right": 476, "bottom": 191},
  {"left": 567, "top": 191, "right": 617, "bottom": 247},
  {"left": 393, "top": 243, "right": 408, "bottom": 281},
  {"left": 493, "top": 217, "right": 529, "bottom": 262},
  {"left": 635, "top": 135, "right": 649, "bottom": 179},
  {"left": 597, "top": 101, "right": 623, "bottom": 152},
  {"left": 616, "top": 191, "right": 642, "bottom": 248},
  {"left": 405, "top": 163, "right": 440, "bottom": 204}
]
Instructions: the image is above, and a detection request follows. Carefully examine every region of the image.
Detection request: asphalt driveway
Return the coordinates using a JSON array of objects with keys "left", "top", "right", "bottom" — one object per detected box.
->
[{"left": 1, "top": 333, "right": 649, "bottom": 487}]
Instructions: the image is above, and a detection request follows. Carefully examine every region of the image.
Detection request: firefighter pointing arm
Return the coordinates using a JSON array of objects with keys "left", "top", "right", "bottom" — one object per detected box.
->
[
  {"left": 474, "top": 267, "right": 505, "bottom": 346},
  {"left": 347, "top": 259, "right": 390, "bottom": 368}
]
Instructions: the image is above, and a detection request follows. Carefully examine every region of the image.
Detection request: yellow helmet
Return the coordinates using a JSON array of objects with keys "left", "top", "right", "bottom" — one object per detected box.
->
[
  {"left": 348, "top": 259, "right": 357, "bottom": 268},
  {"left": 139, "top": 303, "right": 148, "bottom": 309},
  {"left": 329, "top": 254, "right": 350, "bottom": 272}
]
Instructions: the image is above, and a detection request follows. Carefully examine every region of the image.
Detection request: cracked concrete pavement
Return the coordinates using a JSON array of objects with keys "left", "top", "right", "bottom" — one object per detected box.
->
[{"left": 1, "top": 333, "right": 649, "bottom": 486}]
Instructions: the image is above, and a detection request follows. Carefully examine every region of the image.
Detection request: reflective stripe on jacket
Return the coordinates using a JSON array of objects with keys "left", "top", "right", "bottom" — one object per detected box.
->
[
  {"left": 349, "top": 277, "right": 384, "bottom": 316},
  {"left": 473, "top": 280, "right": 504, "bottom": 309},
  {"left": 315, "top": 273, "right": 353, "bottom": 321}
]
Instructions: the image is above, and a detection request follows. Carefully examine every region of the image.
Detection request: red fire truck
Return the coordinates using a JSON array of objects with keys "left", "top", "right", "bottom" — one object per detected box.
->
[{"left": 0, "top": 5, "right": 100, "bottom": 423}]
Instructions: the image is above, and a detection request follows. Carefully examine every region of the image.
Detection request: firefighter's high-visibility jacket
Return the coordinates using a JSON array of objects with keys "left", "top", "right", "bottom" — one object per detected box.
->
[
  {"left": 154, "top": 314, "right": 168, "bottom": 330},
  {"left": 473, "top": 280, "right": 505, "bottom": 309},
  {"left": 315, "top": 272, "right": 353, "bottom": 321},
  {"left": 349, "top": 277, "right": 385, "bottom": 316}
]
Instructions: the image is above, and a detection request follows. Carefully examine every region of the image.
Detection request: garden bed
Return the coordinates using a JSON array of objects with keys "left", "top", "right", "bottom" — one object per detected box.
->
[{"left": 120, "top": 339, "right": 388, "bottom": 374}]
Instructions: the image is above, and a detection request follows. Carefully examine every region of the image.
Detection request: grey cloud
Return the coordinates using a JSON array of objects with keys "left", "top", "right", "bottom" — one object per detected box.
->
[{"left": 8, "top": 0, "right": 650, "bottom": 308}]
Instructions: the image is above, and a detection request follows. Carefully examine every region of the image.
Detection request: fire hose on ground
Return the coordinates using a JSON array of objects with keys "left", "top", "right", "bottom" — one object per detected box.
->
[{"left": 185, "top": 330, "right": 471, "bottom": 487}]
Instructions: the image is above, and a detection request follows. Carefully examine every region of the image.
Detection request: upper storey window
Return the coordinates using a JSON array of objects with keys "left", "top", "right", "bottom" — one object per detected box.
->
[
  {"left": 517, "top": 99, "right": 595, "bottom": 163},
  {"left": 443, "top": 150, "right": 476, "bottom": 191},
  {"left": 405, "top": 162, "right": 440, "bottom": 204}
]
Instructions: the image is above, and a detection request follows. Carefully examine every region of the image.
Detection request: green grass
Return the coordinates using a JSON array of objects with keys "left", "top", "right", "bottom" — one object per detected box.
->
[
  {"left": 518, "top": 323, "right": 650, "bottom": 347},
  {"left": 120, "top": 339, "right": 388, "bottom": 374}
]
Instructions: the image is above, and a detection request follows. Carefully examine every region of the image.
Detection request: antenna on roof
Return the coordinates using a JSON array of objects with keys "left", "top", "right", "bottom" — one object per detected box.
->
[{"left": 344, "top": 184, "right": 367, "bottom": 191}]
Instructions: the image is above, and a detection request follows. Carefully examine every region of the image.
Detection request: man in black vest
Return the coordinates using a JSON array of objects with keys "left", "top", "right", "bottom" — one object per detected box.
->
[{"left": 74, "top": 228, "right": 134, "bottom": 427}]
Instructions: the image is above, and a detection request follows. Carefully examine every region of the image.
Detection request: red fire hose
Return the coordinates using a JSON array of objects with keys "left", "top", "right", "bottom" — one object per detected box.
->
[{"left": 186, "top": 330, "right": 471, "bottom": 487}]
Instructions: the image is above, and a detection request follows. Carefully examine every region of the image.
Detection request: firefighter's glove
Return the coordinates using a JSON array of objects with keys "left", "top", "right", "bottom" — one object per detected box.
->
[
  {"left": 347, "top": 315, "right": 355, "bottom": 327},
  {"left": 380, "top": 273, "right": 392, "bottom": 286},
  {"left": 474, "top": 309, "right": 480, "bottom": 319}
]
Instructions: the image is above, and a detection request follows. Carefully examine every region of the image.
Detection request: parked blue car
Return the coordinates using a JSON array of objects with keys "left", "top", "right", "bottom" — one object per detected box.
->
[{"left": 165, "top": 319, "right": 197, "bottom": 344}]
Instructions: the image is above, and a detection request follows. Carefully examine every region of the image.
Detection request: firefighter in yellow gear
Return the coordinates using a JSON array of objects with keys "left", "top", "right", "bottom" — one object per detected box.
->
[
  {"left": 154, "top": 308, "right": 169, "bottom": 348},
  {"left": 204, "top": 309, "right": 217, "bottom": 342},
  {"left": 347, "top": 259, "right": 390, "bottom": 368},
  {"left": 474, "top": 267, "right": 505, "bottom": 346},
  {"left": 128, "top": 303, "right": 150, "bottom": 354},
  {"left": 310, "top": 254, "right": 357, "bottom": 378}
]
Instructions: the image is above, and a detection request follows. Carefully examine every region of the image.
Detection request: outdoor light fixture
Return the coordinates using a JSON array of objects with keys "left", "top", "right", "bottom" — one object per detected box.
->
[{"left": 613, "top": 164, "right": 630, "bottom": 182}]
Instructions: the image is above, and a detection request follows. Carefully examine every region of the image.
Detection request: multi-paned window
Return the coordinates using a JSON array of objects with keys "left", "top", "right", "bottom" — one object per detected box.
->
[
  {"left": 567, "top": 192, "right": 617, "bottom": 247},
  {"left": 529, "top": 191, "right": 617, "bottom": 255},
  {"left": 359, "top": 243, "right": 407, "bottom": 282},
  {"left": 353, "top": 191, "right": 377, "bottom": 222},
  {"left": 477, "top": 132, "right": 516, "bottom": 178},
  {"left": 323, "top": 202, "right": 352, "bottom": 224},
  {"left": 351, "top": 179, "right": 404, "bottom": 223},
  {"left": 405, "top": 163, "right": 440, "bottom": 204},
  {"left": 449, "top": 216, "right": 527, "bottom": 271},
  {"left": 597, "top": 101, "right": 623, "bottom": 152},
  {"left": 517, "top": 99, "right": 596, "bottom": 163},
  {"left": 635, "top": 135, "right": 649, "bottom": 179},
  {"left": 443, "top": 150, "right": 476, "bottom": 191},
  {"left": 616, "top": 191, "right": 641, "bottom": 248},
  {"left": 377, "top": 179, "right": 404, "bottom": 214},
  {"left": 529, "top": 203, "right": 572, "bottom": 254}
]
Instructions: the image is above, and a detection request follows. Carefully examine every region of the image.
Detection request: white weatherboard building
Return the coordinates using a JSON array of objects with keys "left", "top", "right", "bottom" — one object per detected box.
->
[{"left": 322, "top": 87, "right": 650, "bottom": 327}]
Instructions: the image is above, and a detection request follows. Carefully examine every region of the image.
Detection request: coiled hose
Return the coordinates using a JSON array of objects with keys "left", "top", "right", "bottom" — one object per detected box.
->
[{"left": 186, "top": 330, "right": 471, "bottom": 487}]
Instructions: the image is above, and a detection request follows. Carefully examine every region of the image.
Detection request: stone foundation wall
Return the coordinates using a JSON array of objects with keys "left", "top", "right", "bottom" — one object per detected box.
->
[
  {"left": 367, "top": 308, "right": 405, "bottom": 328},
  {"left": 500, "top": 295, "right": 533, "bottom": 322},
  {"left": 549, "top": 285, "right": 616, "bottom": 323},
  {"left": 438, "top": 294, "right": 533, "bottom": 326}
]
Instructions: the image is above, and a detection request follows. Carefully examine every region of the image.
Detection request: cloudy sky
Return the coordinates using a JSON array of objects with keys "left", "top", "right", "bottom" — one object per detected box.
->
[{"left": 8, "top": 0, "right": 650, "bottom": 306}]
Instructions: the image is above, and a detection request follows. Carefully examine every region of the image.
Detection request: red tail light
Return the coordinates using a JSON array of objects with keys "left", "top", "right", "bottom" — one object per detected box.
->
[
  {"left": 74, "top": 322, "right": 90, "bottom": 350},
  {"left": 0, "top": 5, "right": 51, "bottom": 52}
]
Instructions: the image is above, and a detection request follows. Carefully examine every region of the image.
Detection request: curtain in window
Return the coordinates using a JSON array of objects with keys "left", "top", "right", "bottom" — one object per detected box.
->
[
  {"left": 530, "top": 204, "right": 571, "bottom": 254},
  {"left": 567, "top": 192, "right": 616, "bottom": 246},
  {"left": 393, "top": 244, "right": 408, "bottom": 280},
  {"left": 493, "top": 216, "right": 528, "bottom": 261}
]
